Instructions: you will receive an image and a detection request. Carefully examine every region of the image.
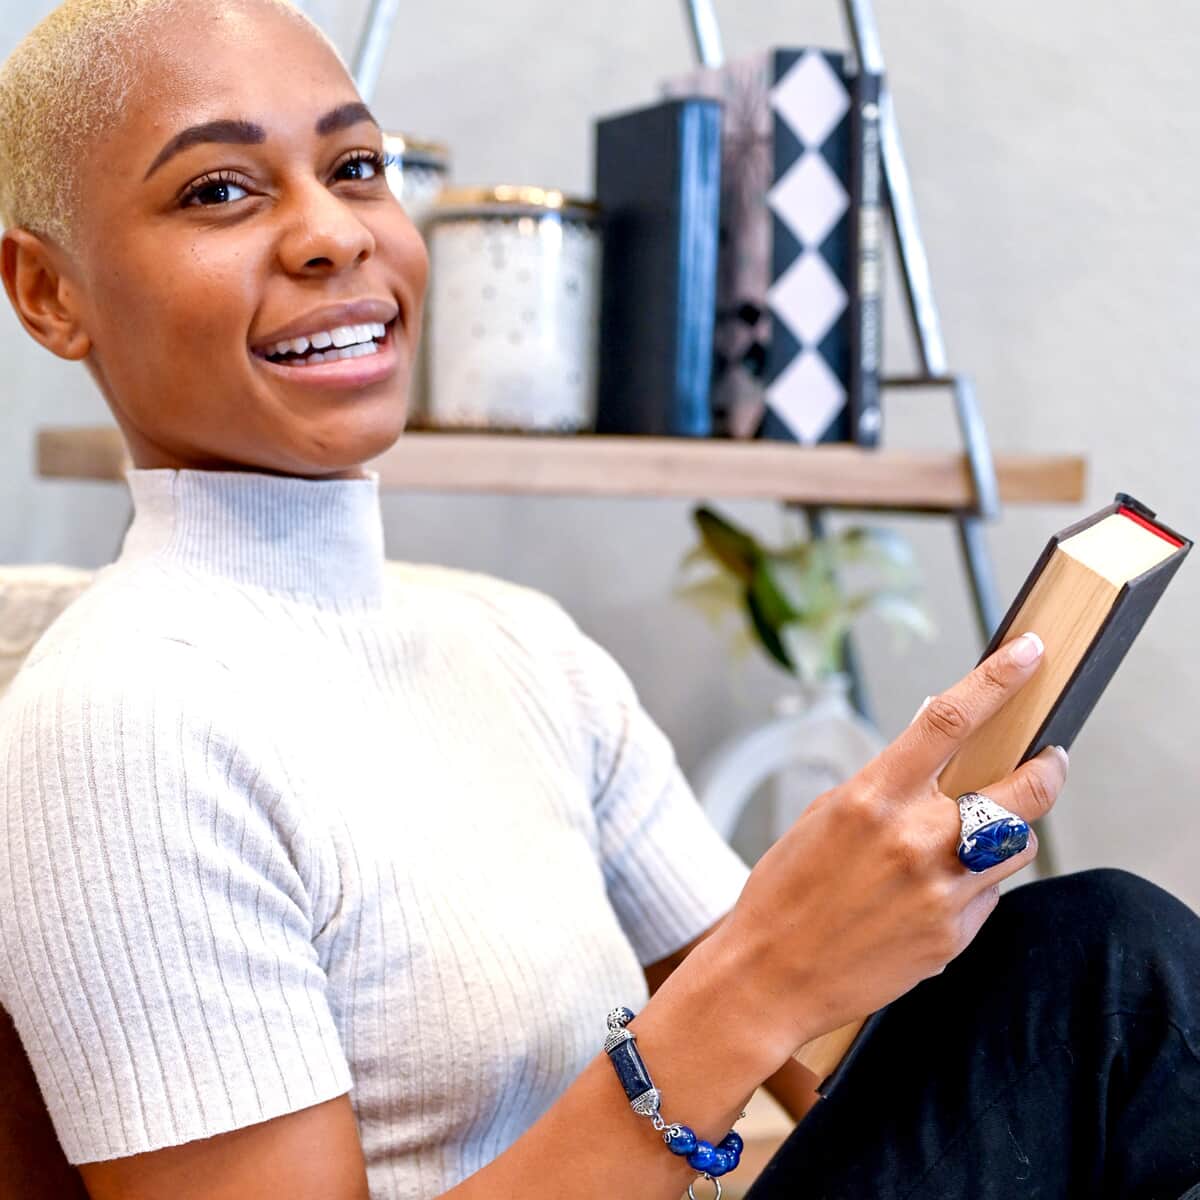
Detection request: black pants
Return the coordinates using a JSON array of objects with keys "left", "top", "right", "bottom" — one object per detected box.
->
[{"left": 745, "top": 869, "right": 1200, "bottom": 1200}]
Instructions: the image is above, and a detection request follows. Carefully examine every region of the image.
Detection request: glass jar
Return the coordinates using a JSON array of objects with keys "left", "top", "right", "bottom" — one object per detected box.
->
[{"left": 425, "top": 185, "right": 602, "bottom": 433}]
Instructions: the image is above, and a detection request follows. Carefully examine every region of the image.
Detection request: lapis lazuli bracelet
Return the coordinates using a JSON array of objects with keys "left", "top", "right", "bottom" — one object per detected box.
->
[{"left": 604, "top": 1006, "right": 744, "bottom": 1200}]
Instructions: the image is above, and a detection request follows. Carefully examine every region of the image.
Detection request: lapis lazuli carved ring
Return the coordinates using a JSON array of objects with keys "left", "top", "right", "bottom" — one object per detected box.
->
[{"left": 955, "top": 791, "right": 1031, "bottom": 872}]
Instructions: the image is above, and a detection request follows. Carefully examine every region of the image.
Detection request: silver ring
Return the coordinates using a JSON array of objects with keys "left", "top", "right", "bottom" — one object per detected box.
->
[
  {"left": 956, "top": 791, "right": 1030, "bottom": 873},
  {"left": 688, "top": 1178, "right": 722, "bottom": 1200}
]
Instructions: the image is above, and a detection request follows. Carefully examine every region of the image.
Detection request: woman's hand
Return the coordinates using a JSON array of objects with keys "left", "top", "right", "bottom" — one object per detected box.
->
[{"left": 714, "top": 631, "right": 1068, "bottom": 1060}]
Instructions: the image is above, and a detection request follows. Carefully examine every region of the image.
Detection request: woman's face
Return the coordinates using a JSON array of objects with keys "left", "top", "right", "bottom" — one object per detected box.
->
[{"left": 63, "top": 1, "right": 428, "bottom": 478}]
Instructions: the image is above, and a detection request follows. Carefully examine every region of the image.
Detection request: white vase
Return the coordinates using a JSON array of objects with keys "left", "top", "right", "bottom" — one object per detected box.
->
[{"left": 691, "top": 673, "right": 885, "bottom": 855}]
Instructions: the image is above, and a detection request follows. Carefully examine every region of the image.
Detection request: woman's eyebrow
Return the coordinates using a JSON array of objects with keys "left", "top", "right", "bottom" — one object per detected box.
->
[
  {"left": 314, "top": 102, "right": 379, "bottom": 137},
  {"left": 143, "top": 104, "right": 379, "bottom": 182},
  {"left": 143, "top": 118, "right": 265, "bottom": 180}
]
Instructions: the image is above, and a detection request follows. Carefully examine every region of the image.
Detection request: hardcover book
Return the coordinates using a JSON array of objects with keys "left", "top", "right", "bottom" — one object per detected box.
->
[
  {"left": 662, "top": 49, "right": 883, "bottom": 445},
  {"left": 794, "top": 492, "right": 1193, "bottom": 1086},
  {"left": 593, "top": 98, "right": 722, "bottom": 437},
  {"left": 849, "top": 70, "right": 883, "bottom": 447}
]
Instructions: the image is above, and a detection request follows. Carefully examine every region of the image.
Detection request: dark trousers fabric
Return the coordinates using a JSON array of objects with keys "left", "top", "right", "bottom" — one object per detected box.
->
[{"left": 744, "top": 869, "right": 1200, "bottom": 1200}]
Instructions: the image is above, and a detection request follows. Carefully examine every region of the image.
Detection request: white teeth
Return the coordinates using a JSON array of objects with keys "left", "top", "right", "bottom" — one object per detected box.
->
[{"left": 261, "top": 319, "right": 390, "bottom": 361}]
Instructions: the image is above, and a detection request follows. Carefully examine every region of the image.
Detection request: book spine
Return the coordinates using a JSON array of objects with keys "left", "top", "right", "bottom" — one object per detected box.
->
[
  {"left": 675, "top": 101, "right": 723, "bottom": 436},
  {"left": 593, "top": 100, "right": 721, "bottom": 436},
  {"left": 850, "top": 71, "right": 884, "bottom": 447}
]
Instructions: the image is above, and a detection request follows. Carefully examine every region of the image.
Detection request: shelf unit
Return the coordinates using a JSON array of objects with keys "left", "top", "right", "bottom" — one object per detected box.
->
[{"left": 35, "top": 426, "right": 1087, "bottom": 511}]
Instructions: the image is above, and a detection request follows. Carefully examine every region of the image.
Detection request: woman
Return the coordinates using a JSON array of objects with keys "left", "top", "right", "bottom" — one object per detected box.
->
[{"left": 0, "top": 3, "right": 1196, "bottom": 1198}]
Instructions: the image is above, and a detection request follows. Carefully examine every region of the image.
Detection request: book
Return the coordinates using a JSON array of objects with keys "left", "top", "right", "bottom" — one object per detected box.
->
[
  {"left": 662, "top": 49, "right": 882, "bottom": 445},
  {"left": 793, "top": 492, "right": 1192, "bottom": 1087},
  {"left": 848, "top": 70, "right": 883, "bottom": 447},
  {"left": 593, "top": 98, "right": 722, "bottom": 437}
]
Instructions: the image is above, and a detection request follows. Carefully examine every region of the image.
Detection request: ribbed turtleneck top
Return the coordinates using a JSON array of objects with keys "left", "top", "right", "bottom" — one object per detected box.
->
[{"left": 0, "top": 466, "right": 750, "bottom": 1197}]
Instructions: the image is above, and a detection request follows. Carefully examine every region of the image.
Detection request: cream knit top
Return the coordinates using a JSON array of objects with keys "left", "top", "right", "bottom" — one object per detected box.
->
[{"left": 0, "top": 466, "right": 751, "bottom": 1198}]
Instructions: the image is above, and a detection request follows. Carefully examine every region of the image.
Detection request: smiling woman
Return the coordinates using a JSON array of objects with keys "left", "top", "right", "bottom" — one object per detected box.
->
[
  {"left": 0, "top": 0, "right": 426, "bottom": 480},
  {"left": 2, "top": 4, "right": 1200, "bottom": 1200}
]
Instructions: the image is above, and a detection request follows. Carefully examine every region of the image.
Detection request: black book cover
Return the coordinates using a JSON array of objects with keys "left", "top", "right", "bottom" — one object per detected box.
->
[
  {"left": 593, "top": 98, "right": 722, "bottom": 436},
  {"left": 849, "top": 70, "right": 883, "bottom": 447},
  {"left": 976, "top": 492, "right": 1191, "bottom": 762}
]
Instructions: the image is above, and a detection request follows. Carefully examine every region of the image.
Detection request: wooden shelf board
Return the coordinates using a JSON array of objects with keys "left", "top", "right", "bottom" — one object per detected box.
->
[{"left": 36, "top": 427, "right": 1087, "bottom": 510}]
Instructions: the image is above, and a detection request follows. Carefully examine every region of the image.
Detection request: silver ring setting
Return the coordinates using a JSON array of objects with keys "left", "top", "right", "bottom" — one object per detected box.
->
[{"left": 956, "top": 791, "right": 1030, "bottom": 872}]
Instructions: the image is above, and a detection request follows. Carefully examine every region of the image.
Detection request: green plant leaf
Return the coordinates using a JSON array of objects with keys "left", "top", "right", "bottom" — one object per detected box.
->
[
  {"left": 693, "top": 506, "right": 760, "bottom": 583},
  {"left": 746, "top": 573, "right": 796, "bottom": 673}
]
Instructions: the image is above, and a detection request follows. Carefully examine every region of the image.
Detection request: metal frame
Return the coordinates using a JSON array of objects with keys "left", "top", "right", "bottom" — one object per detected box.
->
[{"left": 344, "top": 0, "right": 1004, "bottom": 644}]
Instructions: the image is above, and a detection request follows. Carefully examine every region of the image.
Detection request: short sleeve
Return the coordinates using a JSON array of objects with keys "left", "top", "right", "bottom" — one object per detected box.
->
[
  {"left": 561, "top": 623, "right": 751, "bottom": 966},
  {"left": 0, "top": 643, "right": 351, "bottom": 1164}
]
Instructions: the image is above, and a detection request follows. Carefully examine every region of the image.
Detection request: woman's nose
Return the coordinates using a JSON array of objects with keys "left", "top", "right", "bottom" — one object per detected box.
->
[{"left": 276, "top": 180, "right": 375, "bottom": 275}]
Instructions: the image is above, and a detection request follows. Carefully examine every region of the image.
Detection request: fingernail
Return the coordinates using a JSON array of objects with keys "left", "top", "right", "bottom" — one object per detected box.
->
[
  {"left": 1010, "top": 632, "right": 1044, "bottom": 666},
  {"left": 908, "top": 696, "right": 932, "bottom": 726},
  {"left": 1053, "top": 744, "right": 1069, "bottom": 769}
]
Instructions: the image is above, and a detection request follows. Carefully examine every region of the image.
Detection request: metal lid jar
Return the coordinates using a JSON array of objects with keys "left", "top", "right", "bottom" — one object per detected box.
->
[{"left": 424, "top": 185, "right": 602, "bottom": 433}]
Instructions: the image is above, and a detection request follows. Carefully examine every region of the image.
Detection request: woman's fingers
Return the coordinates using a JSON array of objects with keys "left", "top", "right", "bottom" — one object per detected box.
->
[
  {"left": 974, "top": 745, "right": 1069, "bottom": 825},
  {"left": 873, "top": 632, "right": 1046, "bottom": 795}
]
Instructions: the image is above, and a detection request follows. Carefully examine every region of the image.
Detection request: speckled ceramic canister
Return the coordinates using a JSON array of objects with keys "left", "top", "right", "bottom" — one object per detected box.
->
[
  {"left": 383, "top": 133, "right": 450, "bottom": 427},
  {"left": 425, "top": 186, "right": 602, "bottom": 433}
]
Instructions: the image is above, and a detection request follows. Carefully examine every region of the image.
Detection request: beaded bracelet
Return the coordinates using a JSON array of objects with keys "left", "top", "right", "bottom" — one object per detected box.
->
[{"left": 603, "top": 1006, "right": 745, "bottom": 1200}]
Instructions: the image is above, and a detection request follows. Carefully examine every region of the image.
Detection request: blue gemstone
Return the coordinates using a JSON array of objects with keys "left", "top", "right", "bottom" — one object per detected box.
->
[
  {"left": 666, "top": 1126, "right": 698, "bottom": 1156},
  {"left": 719, "top": 1131, "right": 744, "bottom": 1155},
  {"left": 686, "top": 1141, "right": 717, "bottom": 1172},
  {"left": 958, "top": 817, "right": 1030, "bottom": 873},
  {"left": 706, "top": 1149, "right": 735, "bottom": 1177},
  {"left": 605, "top": 1037, "right": 654, "bottom": 1103}
]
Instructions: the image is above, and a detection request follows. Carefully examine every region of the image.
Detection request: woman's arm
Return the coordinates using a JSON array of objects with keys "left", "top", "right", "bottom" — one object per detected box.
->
[
  {"left": 74, "top": 635, "right": 1068, "bottom": 1200},
  {"left": 79, "top": 930, "right": 778, "bottom": 1200},
  {"left": 644, "top": 919, "right": 822, "bottom": 1125}
]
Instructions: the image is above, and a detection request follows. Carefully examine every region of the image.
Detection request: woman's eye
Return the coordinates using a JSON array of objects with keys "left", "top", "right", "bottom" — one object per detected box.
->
[
  {"left": 183, "top": 177, "right": 250, "bottom": 207},
  {"left": 337, "top": 153, "right": 383, "bottom": 182}
]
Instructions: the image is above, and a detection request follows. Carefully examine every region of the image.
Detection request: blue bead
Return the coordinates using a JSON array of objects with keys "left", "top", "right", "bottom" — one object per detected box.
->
[
  {"left": 605, "top": 1037, "right": 655, "bottom": 1103},
  {"left": 666, "top": 1126, "right": 698, "bottom": 1156},
  {"left": 958, "top": 817, "right": 1030, "bottom": 872},
  {"left": 686, "top": 1141, "right": 717, "bottom": 1172},
  {"left": 719, "top": 1130, "right": 744, "bottom": 1155},
  {"left": 706, "top": 1149, "right": 735, "bottom": 1177}
]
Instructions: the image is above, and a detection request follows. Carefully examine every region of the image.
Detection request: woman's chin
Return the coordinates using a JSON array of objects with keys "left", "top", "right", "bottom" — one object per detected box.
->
[{"left": 258, "top": 397, "right": 407, "bottom": 478}]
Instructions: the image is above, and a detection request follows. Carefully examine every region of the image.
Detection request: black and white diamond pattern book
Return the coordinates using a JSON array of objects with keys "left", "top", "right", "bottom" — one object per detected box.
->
[
  {"left": 664, "top": 48, "right": 876, "bottom": 444},
  {"left": 763, "top": 48, "right": 852, "bottom": 444}
]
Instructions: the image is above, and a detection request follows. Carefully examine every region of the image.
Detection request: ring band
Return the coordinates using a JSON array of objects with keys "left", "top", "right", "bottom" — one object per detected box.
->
[{"left": 956, "top": 791, "right": 1030, "bottom": 872}]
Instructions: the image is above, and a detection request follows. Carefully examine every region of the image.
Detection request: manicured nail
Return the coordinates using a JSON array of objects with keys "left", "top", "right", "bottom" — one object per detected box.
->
[
  {"left": 908, "top": 696, "right": 932, "bottom": 726},
  {"left": 1010, "top": 632, "right": 1044, "bottom": 666}
]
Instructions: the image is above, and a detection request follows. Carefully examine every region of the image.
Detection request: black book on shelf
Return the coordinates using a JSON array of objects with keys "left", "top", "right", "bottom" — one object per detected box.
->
[
  {"left": 593, "top": 97, "right": 722, "bottom": 436},
  {"left": 849, "top": 70, "right": 884, "bottom": 447}
]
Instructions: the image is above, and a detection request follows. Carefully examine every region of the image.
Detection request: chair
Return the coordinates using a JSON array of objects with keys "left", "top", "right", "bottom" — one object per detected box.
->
[{"left": 1, "top": 566, "right": 95, "bottom": 1199}]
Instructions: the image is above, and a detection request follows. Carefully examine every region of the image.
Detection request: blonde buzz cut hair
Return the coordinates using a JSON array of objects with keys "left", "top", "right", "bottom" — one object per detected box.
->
[{"left": 0, "top": 0, "right": 342, "bottom": 249}]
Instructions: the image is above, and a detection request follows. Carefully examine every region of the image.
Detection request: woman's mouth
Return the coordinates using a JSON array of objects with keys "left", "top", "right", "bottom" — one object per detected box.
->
[
  {"left": 250, "top": 318, "right": 402, "bottom": 390},
  {"left": 255, "top": 321, "right": 390, "bottom": 367}
]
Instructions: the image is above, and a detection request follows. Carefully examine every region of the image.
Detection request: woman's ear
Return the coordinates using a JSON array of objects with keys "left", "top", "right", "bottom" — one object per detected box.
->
[{"left": 0, "top": 228, "right": 91, "bottom": 361}]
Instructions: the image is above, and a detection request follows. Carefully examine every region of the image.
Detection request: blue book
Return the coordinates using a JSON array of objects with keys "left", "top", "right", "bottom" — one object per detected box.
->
[{"left": 593, "top": 98, "right": 722, "bottom": 436}]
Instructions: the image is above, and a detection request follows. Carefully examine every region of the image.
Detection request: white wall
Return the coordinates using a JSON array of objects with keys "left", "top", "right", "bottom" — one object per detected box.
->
[{"left": 3, "top": 1, "right": 1197, "bottom": 905}]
